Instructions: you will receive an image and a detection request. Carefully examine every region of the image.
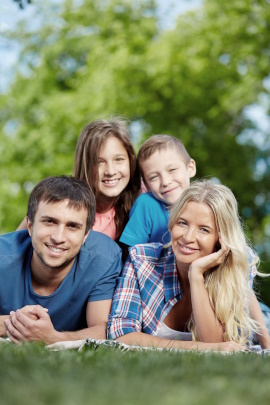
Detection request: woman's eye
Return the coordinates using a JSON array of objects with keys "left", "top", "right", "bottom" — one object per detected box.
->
[
  {"left": 177, "top": 220, "right": 186, "bottom": 226},
  {"left": 201, "top": 228, "right": 209, "bottom": 233}
]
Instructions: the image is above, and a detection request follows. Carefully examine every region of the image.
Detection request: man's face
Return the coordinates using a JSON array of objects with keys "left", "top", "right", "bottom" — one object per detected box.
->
[{"left": 27, "top": 199, "right": 89, "bottom": 274}]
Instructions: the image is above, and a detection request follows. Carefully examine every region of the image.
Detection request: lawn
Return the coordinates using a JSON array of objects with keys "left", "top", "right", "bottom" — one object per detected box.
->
[{"left": 0, "top": 342, "right": 269, "bottom": 405}]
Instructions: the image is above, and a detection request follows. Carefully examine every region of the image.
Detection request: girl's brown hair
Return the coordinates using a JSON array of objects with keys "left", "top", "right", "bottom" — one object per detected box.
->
[{"left": 74, "top": 118, "right": 140, "bottom": 235}]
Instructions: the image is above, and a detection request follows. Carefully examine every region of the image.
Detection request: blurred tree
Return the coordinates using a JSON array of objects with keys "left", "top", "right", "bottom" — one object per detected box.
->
[
  {"left": 1, "top": 0, "right": 270, "bottom": 299},
  {"left": 13, "top": 0, "right": 31, "bottom": 9}
]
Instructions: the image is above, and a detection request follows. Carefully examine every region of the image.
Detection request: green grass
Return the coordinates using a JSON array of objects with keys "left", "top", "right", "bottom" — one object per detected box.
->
[{"left": 0, "top": 343, "right": 269, "bottom": 405}]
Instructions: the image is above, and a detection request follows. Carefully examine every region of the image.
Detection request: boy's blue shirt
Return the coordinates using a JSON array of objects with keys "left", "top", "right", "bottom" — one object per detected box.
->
[{"left": 119, "top": 192, "right": 170, "bottom": 246}]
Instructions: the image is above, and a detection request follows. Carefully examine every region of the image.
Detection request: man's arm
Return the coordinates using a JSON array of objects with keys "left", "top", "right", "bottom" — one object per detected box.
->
[
  {"left": 5, "top": 300, "right": 112, "bottom": 345},
  {"left": 52, "top": 299, "right": 112, "bottom": 342}
]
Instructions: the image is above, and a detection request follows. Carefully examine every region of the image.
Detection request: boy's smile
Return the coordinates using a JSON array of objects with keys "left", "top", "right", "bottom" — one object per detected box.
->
[{"left": 140, "top": 147, "right": 196, "bottom": 206}]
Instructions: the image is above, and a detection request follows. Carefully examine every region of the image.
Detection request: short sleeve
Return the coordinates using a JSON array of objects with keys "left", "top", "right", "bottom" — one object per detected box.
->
[
  {"left": 119, "top": 194, "right": 152, "bottom": 246},
  {"left": 87, "top": 250, "right": 123, "bottom": 302}
]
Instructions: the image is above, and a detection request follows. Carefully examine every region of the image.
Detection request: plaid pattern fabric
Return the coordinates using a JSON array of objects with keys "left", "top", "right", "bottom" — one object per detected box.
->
[{"left": 107, "top": 244, "right": 257, "bottom": 340}]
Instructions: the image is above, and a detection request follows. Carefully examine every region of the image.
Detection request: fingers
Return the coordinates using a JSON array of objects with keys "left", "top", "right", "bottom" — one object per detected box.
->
[
  {"left": 5, "top": 309, "right": 41, "bottom": 342},
  {"left": 6, "top": 329, "right": 21, "bottom": 344},
  {"left": 22, "top": 305, "right": 48, "bottom": 315},
  {"left": 29, "top": 306, "right": 49, "bottom": 319},
  {"left": 4, "top": 316, "right": 26, "bottom": 343},
  {"left": 217, "top": 233, "right": 230, "bottom": 261}
]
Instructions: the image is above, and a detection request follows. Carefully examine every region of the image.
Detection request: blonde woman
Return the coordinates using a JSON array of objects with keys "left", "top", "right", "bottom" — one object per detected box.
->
[{"left": 108, "top": 180, "right": 270, "bottom": 351}]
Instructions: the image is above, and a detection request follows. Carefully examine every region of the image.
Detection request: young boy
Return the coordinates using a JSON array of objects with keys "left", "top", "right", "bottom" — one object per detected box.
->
[{"left": 119, "top": 135, "right": 196, "bottom": 247}]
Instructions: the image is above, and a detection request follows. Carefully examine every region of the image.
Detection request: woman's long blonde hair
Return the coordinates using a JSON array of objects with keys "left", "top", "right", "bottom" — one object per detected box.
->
[{"left": 168, "top": 180, "right": 260, "bottom": 345}]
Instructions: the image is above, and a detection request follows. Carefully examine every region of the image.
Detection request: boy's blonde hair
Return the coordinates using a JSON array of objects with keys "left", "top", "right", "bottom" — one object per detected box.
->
[
  {"left": 137, "top": 135, "right": 191, "bottom": 180},
  {"left": 168, "top": 180, "right": 260, "bottom": 345}
]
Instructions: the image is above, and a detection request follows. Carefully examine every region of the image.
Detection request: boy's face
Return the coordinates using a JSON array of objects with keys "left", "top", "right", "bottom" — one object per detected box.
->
[{"left": 140, "top": 148, "right": 196, "bottom": 206}]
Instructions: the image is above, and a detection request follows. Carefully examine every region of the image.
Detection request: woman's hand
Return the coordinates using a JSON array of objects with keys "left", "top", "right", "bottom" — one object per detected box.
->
[{"left": 188, "top": 234, "right": 230, "bottom": 279}]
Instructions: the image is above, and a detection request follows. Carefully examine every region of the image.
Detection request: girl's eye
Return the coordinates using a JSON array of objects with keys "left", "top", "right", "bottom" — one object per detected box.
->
[
  {"left": 98, "top": 160, "right": 104, "bottom": 165},
  {"left": 149, "top": 175, "right": 158, "bottom": 181}
]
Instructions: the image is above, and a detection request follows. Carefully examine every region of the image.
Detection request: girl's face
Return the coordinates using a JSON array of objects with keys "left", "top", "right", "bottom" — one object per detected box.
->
[
  {"left": 97, "top": 136, "right": 130, "bottom": 200},
  {"left": 171, "top": 201, "right": 219, "bottom": 267}
]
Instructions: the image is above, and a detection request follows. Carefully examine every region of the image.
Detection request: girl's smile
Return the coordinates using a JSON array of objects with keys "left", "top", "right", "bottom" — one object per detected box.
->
[{"left": 98, "top": 136, "right": 130, "bottom": 199}]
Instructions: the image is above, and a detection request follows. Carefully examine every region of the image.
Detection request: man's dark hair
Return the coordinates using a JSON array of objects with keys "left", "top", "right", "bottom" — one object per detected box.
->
[{"left": 27, "top": 175, "right": 96, "bottom": 233}]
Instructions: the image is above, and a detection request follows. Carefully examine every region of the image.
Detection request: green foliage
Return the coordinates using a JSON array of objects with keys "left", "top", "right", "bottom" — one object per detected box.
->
[
  {"left": 1, "top": 0, "right": 270, "bottom": 294},
  {"left": 0, "top": 343, "right": 270, "bottom": 405}
]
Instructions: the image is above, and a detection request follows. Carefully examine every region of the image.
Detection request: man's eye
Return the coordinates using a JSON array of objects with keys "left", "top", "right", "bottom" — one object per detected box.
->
[{"left": 69, "top": 224, "right": 79, "bottom": 230}]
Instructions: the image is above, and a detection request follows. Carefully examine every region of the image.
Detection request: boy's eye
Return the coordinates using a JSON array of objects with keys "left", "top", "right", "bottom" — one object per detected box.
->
[{"left": 169, "top": 168, "right": 177, "bottom": 172}]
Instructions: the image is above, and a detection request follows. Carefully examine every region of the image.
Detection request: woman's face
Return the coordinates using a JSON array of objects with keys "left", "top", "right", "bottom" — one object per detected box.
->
[
  {"left": 171, "top": 201, "right": 219, "bottom": 267},
  {"left": 97, "top": 136, "right": 130, "bottom": 200}
]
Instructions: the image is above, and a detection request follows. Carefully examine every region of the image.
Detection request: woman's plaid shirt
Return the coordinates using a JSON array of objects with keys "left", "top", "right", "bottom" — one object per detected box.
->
[{"left": 107, "top": 243, "right": 257, "bottom": 340}]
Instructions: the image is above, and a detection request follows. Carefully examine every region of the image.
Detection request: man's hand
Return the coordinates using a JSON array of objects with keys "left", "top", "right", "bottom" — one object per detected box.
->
[{"left": 4, "top": 305, "right": 59, "bottom": 345}]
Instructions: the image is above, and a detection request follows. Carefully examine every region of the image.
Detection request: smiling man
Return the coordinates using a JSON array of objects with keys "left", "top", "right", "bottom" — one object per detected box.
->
[{"left": 0, "top": 176, "right": 122, "bottom": 345}]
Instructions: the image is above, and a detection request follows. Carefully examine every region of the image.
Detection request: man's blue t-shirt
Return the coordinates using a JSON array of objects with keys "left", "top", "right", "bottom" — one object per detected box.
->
[
  {"left": 119, "top": 192, "right": 170, "bottom": 247},
  {"left": 0, "top": 230, "right": 122, "bottom": 332}
]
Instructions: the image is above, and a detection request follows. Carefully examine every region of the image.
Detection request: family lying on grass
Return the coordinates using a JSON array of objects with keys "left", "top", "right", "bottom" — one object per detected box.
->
[{"left": 1, "top": 118, "right": 269, "bottom": 352}]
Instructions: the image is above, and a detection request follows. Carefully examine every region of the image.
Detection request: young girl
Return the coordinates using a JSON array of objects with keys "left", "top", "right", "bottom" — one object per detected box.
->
[
  {"left": 108, "top": 180, "right": 270, "bottom": 351},
  {"left": 74, "top": 118, "right": 140, "bottom": 240},
  {"left": 17, "top": 118, "right": 141, "bottom": 240}
]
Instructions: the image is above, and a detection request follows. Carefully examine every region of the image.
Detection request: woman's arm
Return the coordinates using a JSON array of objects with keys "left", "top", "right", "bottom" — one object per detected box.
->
[
  {"left": 116, "top": 332, "right": 244, "bottom": 352},
  {"left": 249, "top": 291, "right": 270, "bottom": 349},
  {"left": 188, "top": 246, "right": 228, "bottom": 342}
]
